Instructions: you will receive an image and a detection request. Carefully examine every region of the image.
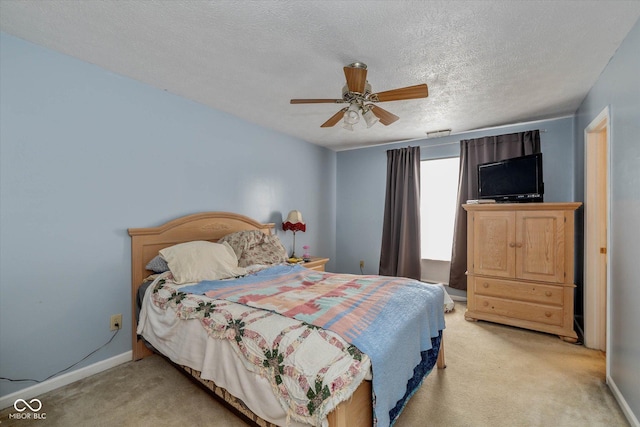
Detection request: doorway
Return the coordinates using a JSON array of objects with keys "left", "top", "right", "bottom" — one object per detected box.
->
[{"left": 583, "top": 107, "right": 609, "bottom": 353}]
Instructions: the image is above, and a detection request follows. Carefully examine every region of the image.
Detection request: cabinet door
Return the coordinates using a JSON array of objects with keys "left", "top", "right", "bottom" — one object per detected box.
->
[
  {"left": 515, "top": 210, "right": 565, "bottom": 283},
  {"left": 473, "top": 211, "right": 516, "bottom": 278}
]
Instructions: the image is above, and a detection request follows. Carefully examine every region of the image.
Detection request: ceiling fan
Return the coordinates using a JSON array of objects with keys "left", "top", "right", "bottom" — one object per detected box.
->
[{"left": 290, "top": 62, "right": 428, "bottom": 130}]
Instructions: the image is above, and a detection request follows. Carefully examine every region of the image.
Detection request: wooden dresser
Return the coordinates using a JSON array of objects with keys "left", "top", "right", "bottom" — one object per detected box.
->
[{"left": 463, "top": 202, "right": 581, "bottom": 342}]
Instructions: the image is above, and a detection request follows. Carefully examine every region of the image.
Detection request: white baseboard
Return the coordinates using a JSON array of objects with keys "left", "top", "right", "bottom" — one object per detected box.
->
[
  {"left": 608, "top": 374, "right": 639, "bottom": 427},
  {"left": 0, "top": 351, "right": 132, "bottom": 410}
]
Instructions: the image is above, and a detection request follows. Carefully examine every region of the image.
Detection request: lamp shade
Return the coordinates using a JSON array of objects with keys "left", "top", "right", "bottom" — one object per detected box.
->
[
  {"left": 282, "top": 210, "right": 306, "bottom": 232},
  {"left": 343, "top": 104, "right": 360, "bottom": 125},
  {"left": 363, "top": 107, "right": 379, "bottom": 128}
]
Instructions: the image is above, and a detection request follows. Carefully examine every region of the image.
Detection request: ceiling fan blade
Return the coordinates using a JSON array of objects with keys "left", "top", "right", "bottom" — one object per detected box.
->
[
  {"left": 291, "top": 99, "right": 345, "bottom": 104},
  {"left": 370, "top": 105, "right": 399, "bottom": 126},
  {"left": 371, "top": 84, "right": 429, "bottom": 102},
  {"left": 343, "top": 64, "right": 368, "bottom": 94},
  {"left": 320, "top": 108, "right": 348, "bottom": 127}
]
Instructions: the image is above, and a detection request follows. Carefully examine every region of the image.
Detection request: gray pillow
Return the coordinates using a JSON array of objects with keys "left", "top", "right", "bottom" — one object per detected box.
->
[{"left": 146, "top": 255, "right": 170, "bottom": 273}]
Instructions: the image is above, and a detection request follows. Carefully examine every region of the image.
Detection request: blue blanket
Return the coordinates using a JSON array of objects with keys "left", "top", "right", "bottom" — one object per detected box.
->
[{"left": 182, "top": 265, "right": 445, "bottom": 426}]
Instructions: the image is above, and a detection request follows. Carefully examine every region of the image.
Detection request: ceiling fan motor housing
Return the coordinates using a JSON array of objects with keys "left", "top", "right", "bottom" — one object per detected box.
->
[{"left": 347, "top": 62, "right": 367, "bottom": 70}]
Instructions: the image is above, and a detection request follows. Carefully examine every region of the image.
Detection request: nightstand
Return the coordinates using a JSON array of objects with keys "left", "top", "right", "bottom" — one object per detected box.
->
[{"left": 302, "top": 257, "right": 329, "bottom": 272}]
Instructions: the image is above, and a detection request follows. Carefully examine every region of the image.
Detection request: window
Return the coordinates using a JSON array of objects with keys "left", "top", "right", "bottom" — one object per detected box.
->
[{"left": 420, "top": 157, "right": 459, "bottom": 261}]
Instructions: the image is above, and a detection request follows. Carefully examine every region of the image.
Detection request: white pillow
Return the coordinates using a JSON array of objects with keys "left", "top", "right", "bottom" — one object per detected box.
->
[{"left": 159, "top": 240, "right": 247, "bottom": 284}]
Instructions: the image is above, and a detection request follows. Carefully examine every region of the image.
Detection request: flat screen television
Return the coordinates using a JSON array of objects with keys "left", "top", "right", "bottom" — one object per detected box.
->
[{"left": 477, "top": 153, "right": 544, "bottom": 202}]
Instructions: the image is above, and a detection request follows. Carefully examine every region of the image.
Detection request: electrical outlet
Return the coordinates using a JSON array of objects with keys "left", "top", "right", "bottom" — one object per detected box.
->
[
  {"left": 359, "top": 260, "right": 365, "bottom": 269},
  {"left": 110, "top": 314, "right": 122, "bottom": 331}
]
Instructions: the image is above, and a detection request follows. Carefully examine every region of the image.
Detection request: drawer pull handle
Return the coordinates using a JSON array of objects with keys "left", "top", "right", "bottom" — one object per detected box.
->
[
  {"left": 509, "top": 242, "right": 515, "bottom": 247},
  {"left": 544, "top": 312, "right": 552, "bottom": 317},
  {"left": 483, "top": 301, "right": 489, "bottom": 307},
  {"left": 545, "top": 291, "right": 552, "bottom": 297},
  {"left": 483, "top": 282, "right": 489, "bottom": 288}
]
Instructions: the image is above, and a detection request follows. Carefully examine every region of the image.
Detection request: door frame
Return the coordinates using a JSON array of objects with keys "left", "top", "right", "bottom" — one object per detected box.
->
[{"left": 583, "top": 106, "right": 610, "bottom": 359}]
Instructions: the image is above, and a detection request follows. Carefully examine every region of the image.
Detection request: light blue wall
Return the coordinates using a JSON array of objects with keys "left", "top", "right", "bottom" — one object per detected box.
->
[
  {"left": 574, "top": 19, "right": 640, "bottom": 422},
  {"left": 0, "top": 33, "right": 336, "bottom": 397},
  {"left": 4, "top": 16, "right": 637, "bottom": 418},
  {"left": 335, "top": 116, "right": 575, "bottom": 275}
]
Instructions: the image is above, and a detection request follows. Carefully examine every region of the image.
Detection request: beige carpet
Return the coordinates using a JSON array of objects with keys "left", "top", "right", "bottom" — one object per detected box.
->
[{"left": 1, "top": 303, "right": 628, "bottom": 426}]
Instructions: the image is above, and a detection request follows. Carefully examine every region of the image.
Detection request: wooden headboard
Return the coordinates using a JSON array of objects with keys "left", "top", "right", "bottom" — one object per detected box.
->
[{"left": 128, "top": 212, "right": 275, "bottom": 360}]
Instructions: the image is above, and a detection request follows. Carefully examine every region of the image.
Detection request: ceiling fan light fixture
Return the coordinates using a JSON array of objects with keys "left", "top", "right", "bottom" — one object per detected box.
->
[
  {"left": 291, "top": 62, "right": 428, "bottom": 130},
  {"left": 343, "top": 103, "right": 360, "bottom": 125},
  {"left": 363, "top": 107, "right": 379, "bottom": 128}
]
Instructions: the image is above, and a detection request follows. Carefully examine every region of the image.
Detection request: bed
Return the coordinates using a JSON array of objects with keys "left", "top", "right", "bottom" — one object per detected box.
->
[{"left": 129, "top": 212, "right": 446, "bottom": 427}]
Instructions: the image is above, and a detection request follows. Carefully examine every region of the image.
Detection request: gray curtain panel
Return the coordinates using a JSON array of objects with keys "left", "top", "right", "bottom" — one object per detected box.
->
[
  {"left": 379, "top": 146, "right": 421, "bottom": 280},
  {"left": 448, "top": 130, "right": 541, "bottom": 290}
]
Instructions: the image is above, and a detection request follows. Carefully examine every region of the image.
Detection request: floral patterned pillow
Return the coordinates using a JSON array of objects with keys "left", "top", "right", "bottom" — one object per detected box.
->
[{"left": 219, "top": 230, "right": 288, "bottom": 267}]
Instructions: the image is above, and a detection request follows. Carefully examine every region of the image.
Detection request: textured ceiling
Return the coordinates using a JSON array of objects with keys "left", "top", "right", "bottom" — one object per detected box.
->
[{"left": 1, "top": 1, "right": 639, "bottom": 151}]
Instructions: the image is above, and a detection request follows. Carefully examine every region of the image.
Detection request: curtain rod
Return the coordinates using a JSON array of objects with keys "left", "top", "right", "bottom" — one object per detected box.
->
[
  {"left": 423, "top": 128, "right": 548, "bottom": 149},
  {"left": 340, "top": 115, "right": 566, "bottom": 152},
  {"left": 402, "top": 115, "right": 565, "bottom": 148}
]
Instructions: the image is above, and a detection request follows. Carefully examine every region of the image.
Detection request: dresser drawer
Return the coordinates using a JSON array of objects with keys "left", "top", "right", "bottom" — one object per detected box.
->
[
  {"left": 474, "top": 295, "right": 564, "bottom": 326},
  {"left": 471, "top": 276, "right": 563, "bottom": 306}
]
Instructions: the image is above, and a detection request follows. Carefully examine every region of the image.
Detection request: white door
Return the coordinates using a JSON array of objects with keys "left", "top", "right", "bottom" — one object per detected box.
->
[{"left": 584, "top": 107, "right": 609, "bottom": 352}]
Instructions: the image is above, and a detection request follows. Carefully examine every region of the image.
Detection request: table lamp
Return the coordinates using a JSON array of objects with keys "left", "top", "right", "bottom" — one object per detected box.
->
[{"left": 282, "top": 210, "right": 306, "bottom": 258}]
